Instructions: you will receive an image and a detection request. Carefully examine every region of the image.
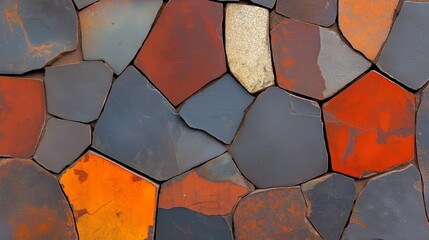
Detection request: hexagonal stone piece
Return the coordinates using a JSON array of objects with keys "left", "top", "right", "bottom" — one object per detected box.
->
[
  {"left": 60, "top": 151, "right": 158, "bottom": 240},
  {"left": 302, "top": 173, "right": 356, "bottom": 240},
  {"left": 225, "top": 4, "right": 275, "bottom": 94},
  {"left": 34, "top": 118, "right": 91, "bottom": 173},
  {"left": 179, "top": 74, "right": 254, "bottom": 144},
  {"left": 339, "top": 0, "right": 399, "bottom": 60},
  {"left": 377, "top": 1, "right": 429, "bottom": 90},
  {"left": 230, "top": 87, "right": 328, "bottom": 188},
  {"left": 271, "top": 19, "right": 371, "bottom": 100},
  {"left": 0, "top": 76, "right": 45, "bottom": 158},
  {"left": 81, "top": 0, "right": 162, "bottom": 74},
  {"left": 250, "top": 0, "right": 276, "bottom": 9},
  {"left": 45, "top": 61, "right": 113, "bottom": 123},
  {"left": 234, "top": 187, "right": 322, "bottom": 239},
  {"left": 0, "top": 159, "right": 77, "bottom": 239},
  {"left": 134, "top": 0, "right": 226, "bottom": 106},
  {"left": 73, "top": 0, "right": 97, "bottom": 9},
  {"left": 276, "top": 0, "right": 337, "bottom": 27},
  {"left": 343, "top": 165, "right": 429, "bottom": 239},
  {"left": 0, "top": 0, "right": 78, "bottom": 74},
  {"left": 93, "top": 66, "right": 225, "bottom": 181}
]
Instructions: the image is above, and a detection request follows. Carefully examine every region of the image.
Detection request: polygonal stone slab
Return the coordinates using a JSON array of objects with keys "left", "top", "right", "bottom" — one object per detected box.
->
[
  {"left": 60, "top": 151, "right": 158, "bottom": 240},
  {"left": 377, "top": 1, "right": 429, "bottom": 90},
  {"left": 45, "top": 61, "right": 113, "bottom": 123},
  {"left": 34, "top": 118, "right": 91, "bottom": 173},
  {"left": 0, "top": 0, "right": 78, "bottom": 74},
  {"left": 179, "top": 74, "right": 254, "bottom": 144},
  {"left": 271, "top": 19, "right": 371, "bottom": 100},
  {"left": 302, "top": 173, "right": 356, "bottom": 240},
  {"left": 0, "top": 159, "right": 77, "bottom": 239},
  {"left": 134, "top": 0, "right": 226, "bottom": 106},
  {"left": 250, "top": 0, "right": 276, "bottom": 9},
  {"left": 92, "top": 66, "right": 226, "bottom": 181},
  {"left": 343, "top": 165, "right": 429, "bottom": 239},
  {"left": 323, "top": 71, "right": 415, "bottom": 178},
  {"left": 276, "top": 0, "right": 337, "bottom": 27},
  {"left": 73, "top": 0, "right": 97, "bottom": 9},
  {"left": 81, "top": 0, "right": 162, "bottom": 74},
  {"left": 230, "top": 87, "right": 328, "bottom": 188}
]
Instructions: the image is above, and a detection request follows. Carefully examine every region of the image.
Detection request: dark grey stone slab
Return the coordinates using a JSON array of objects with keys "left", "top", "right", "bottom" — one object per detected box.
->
[
  {"left": 230, "top": 87, "right": 328, "bottom": 188},
  {"left": 73, "top": 0, "right": 98, "bottom": 9},
  {"left": 250, "top": 0, "right": 276, "bottom": 9},
  {"left": 92, "top": 66, "right": 226, "bottom": 181},
  {"left": 179, "top": 74, "right": 254, "bottom": 144},
  {"left": 45, "top": 61, "right": 113, "bottom": 123},
  {"left": 276, "top": 0, "right": 337, "bottom": 27}
]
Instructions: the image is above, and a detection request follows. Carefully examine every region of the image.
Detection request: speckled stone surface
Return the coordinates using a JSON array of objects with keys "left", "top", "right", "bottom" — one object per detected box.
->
[{"left": 276, "top": 0, "right": 337, "bottom": 27}]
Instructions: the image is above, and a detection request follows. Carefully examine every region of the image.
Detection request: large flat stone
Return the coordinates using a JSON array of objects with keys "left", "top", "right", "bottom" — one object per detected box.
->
[
  {"left": 276, "top": 0, "right": 337, "bottom": 27},
  {"left": 250, "top": 0, "right": 276, "bottom": 9}
]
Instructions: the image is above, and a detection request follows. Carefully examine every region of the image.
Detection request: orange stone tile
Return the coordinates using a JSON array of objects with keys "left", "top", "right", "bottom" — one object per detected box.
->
[
  {"left": 60, "top": 151, "right": 158, "bottom": 240},
  {"left": 323, "top": 71, "right": 415, "bottom": 178}
]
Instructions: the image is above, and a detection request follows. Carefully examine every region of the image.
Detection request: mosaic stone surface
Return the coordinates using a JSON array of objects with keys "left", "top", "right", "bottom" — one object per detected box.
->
[{"left": 276, "top": 0, "right": 337, "bottom": 27}]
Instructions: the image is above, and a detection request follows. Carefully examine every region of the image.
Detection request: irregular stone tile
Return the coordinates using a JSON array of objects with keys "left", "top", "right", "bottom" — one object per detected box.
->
[
  {"left": 0, "top": 159, "right": 77, "bottom": 239},
  {"left": 74, "top": 0, "right": 98, "bottom": 9},
  {"left": 0, "top": 0, "right": 78, "bottom": 74},
  {"left": 81, "top": 0, "right": 162, "bottom": 74},
  {"left": 134, "top": 0, "right": 226, "bottom": 106},
  {"left": 343, "top": 165, "right": 429, "bottom": 239},
  {"left": 302, "top": 173, "right": 356, "bottom": 240},
  {"left": 339, "top": 0, "right": 399, "bottom": 61},
  {"left": 45, "top": 61, "right": 113, "bottom": 123},
  {"left": 60, "top": 151, "right": 158, "bottom": 240},
  {"left": 0, "top": 76, "right": 45, "bottom": 158},
  {"left": 275, "top": 0, "right": 337, "bottom": 27},
  {"left": 34, "top": 118, "right": 91, "bottom": 173},
  {"left": 271, "top": 19, "right": 371, "bottom": 100},
  {"left": 234, "top": 187, "right": 322, "bottom": 240},
  {"left": 377, "top": 1, "right": 429, "bottom": 90},
  {"left": 179, "top": 74, "right": 254, "bottom": 144},
  {"left": 323, "top": 71, "right": 415, "bottom": 178},
  {"left": 225, "top": 4, "right": 274, "bottom": 93},
  {"left": 92, "top": 66, "right": 226, "bottom": 181},
  {"left": 230, "top": 87, "right": 328, "bottom": 188},
  {"left": 250, "top": 0, "right": 276, "bottom": 9}
]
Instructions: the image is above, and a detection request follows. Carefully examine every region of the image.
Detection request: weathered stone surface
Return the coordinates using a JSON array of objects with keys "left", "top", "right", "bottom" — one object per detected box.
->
[
  {"left": 323, "top": 71, "right": 415, "bottom": 178},
  {"left": 377, "top": 1, "right": 429, "bottom": 90},
  {"left": 179, "top": 74, "right": 254, "bottom": 144},
  {"left": 271, "top": 19, "right": 370, "bottom": 100},
  {"left": 0, "top": 159, "right": 77, "bottom": 239},
  {"left": 0, "top": 0, "right": 78, "bottom": 74},
  {"left": 230, "top": 87, "right": 328, "bottom": 188},
  {"left": 343, "top": 165, "right": 429, "bottom": 239},
  {"left": 234, "top": 187, "right": 322, "bottom": 240},
  {"left": 276, "top": 0, "right": 337, "bottom": 27},
  {"left": 302, "top": 173, "right": 356, "bottom": 240},
  {"left": 34, "top": 118, "right": 91, "bottom": 173},
  {"left": 0, "top": 76, "right": 45, "bottom": 158},
  {"left": 81, "top": 0, "right": 162, "bottom": 74},
  {"left": 250, "top": 0, "right": 276, "bottom": 9},
  {"left": 60, "top": 151, "right": 158, "bottom": 240},
  {"left": 74, "top": 0, "right": 98, "bottom": 9},
  {"left": 93, "top": 66, "right": 225, "bottom": 181},
  {"left": 134, "top": 0, "right": 226, "bottom": 106},
  {"left": 45, "top": 61, "right": 113, "bottom": 123},
  {"left": 225, "top": 4, "right": 274, "bottom": 93},
  {"left": 339, "top": 0, "right": 399, "bottom": 61}
]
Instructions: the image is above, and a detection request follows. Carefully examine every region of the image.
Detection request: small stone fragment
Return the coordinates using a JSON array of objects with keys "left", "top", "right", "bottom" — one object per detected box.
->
[
  {"left": 250, "top": 0, "right": 276, "bottom": 9},
  {"left": 73, "top": 0, "right": 98, "bottom": 9},
  {"left": 276, "top": 0, "right": 337, "bottom": 27}
]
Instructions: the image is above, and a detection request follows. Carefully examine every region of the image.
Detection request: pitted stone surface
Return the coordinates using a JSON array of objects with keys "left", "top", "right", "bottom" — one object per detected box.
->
[{"left": 276, "top": 0, "right": 337, "bottom": 27}]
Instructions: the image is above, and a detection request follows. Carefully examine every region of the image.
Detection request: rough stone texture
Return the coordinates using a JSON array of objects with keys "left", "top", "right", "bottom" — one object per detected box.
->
[
  {"left": 343, "top": 165, "right": 429, "bottom": 239},
  {"left": 134, "top": 0, "right": 226, "bottom": 106},
  {"left": 339, "top": 0, "right": 399, "bottom": 61},
  {"left": 73, "top": 0, "right": 97, "bottom": 9},
  {"left": 377, "top": 1, "right": 429, "bottom": 90},
  {"left": 34, "top": 118, "right": 91, "bottom": 173},
  {"left": 276, "top": 0, "right": 337, "bottom": 27},
  {"left": 302, "top": 173, "right": 356, "bottom": 240},
  {"left": 234, "top": 187, "right": 322, "bottom": 240},
  {"left": 323, "top": 71, "right": 415, "bottom": 178},
  {"left": 0, "top": 0, "right": 78, "bottom": 74},
  {"left": 179, "top": 74, "right": 254, "bottom": 144},
  {"left": 45, "top": 61, "right": 113, "bottom": 123},
  {"left": 80, "top": 0, "right": 162, "bottom": 74},
  {"left": 230, "top": 87, "right": 328, "bottom": 188},
  {"left": 250, "top": 0, "right": 276, "bottom": 9},
  {"left": 225, "top": 4, "right": 275, "bottom": 93},
  {"left": 271, "top": 19, "right": 371, "bottom": 100},
  {"left": 60, "top": 151, "right": 158, "bottom": 240},
  {"left": 93, "top": 66, "right": 226, "bottom": 181},
  {"left": 0, "top": 76, "right": 45, "bottom": 158},
  {"left": 0, "top": 159, "right": 77, "bottom": 239}
]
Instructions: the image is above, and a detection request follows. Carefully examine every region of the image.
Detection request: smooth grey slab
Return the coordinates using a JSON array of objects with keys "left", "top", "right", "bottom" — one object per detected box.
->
[
  {"left": 276, "top": 0, "right": 337, "bottom": 27},
  {"left": 73, "top": 0, "right": 98, "bottom": 9},
  {"left": 250, "top": 0, "right": 276, "bottom": 9},
  {"left": 230, "top": 87, "right": 328, "bottom": 188},
  {"left": 92, "top": 66, "right": 226, "bottom": 181}
]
